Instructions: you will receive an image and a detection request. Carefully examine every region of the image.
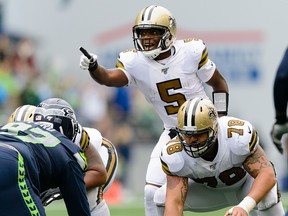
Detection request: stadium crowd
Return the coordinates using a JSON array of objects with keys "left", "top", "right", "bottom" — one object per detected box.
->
[{"left": 0, "top": 33, "right": 163, "bottom": 191}]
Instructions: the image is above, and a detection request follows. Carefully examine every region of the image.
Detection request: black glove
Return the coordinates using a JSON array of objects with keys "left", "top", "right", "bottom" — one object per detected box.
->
[
  {"left": 270, "top": 120, "right": 288, "bottom": 154},
  {"left": 40, "top": 188, "right": 62, "bottom": 206}
]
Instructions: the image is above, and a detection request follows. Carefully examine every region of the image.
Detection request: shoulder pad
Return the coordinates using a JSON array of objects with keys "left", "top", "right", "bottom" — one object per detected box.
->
[
  {"left": 183, "top": 38, "right": 201, "bottom": 43},
  {"left": 181, "top": 38, "right": 207, "bottom": 69},
  {"left": 84, "top": 127, "right": 102, "bottom": 151},
  {"left": 220, "top": 117, "right": 259, "bottom": 155},
  {"left": 160, "top": 139, "right": 185, "bottom": 175},
  {"left": 122, "top": 48, "right": 136, "bottom": 53}
]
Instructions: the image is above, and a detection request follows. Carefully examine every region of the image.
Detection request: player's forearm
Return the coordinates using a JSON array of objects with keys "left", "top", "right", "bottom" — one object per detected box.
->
[
  {"left": 247, "top": 169, "right": 276, "bottom": 203},
  {"left": 89, "top": 65, "right": 110, "bottom": 85},
  {"left": 84, "top": 167, "right": 107, "bottom": 189},
  {"left": 164, "top": 194, "right": 185, "bottom": 216},
  {"left": 164, "top": 176, "right": 187, "bottom": 216},
  {"left": 273, "top": 77, "right": 288, "bottom": 121},
  {"left": 207, "top": 68, "right": 229, "bottom": 92},
  {"left": 164, "top": 203, "right": 183, "bottom": 216},
  {"left": 84, "top": 144, "right": 107, "bottom": 189}
]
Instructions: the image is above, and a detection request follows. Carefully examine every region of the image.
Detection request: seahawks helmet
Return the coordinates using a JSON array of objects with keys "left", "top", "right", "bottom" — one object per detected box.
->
[
  {"left": 133, "top": 5, "right": 176, "bottom": 59},
  {"left": 35, "top": 98, "right": 79, "bottom": 141},
  {"left": 177, "top": 98, "right": 218, "bottom": 158},
  {"left": 8, "top": 105, "right": 36, "bottom": 123}
]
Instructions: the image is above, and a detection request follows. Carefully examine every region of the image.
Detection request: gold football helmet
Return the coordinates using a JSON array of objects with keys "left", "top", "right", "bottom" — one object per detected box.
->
[
  {"left": 8, "top": 105, "right": 36, "bottom": 123},
  {"left": 177, "top": 98, "right": 218, "bottom": 158},
  {"left": 133, "top": 5, "right": 177, "bottom": 59}
]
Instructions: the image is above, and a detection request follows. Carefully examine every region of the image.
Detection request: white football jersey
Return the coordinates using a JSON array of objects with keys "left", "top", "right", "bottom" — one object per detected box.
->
[
  {"left": 116, "top": 38, "right": 216, "bottom": 129},
  {"left": 74, "top": 124, "right": 118, "bottom": 214},
  {"left": 160, "top": 116, "right": 259, "bottom": 189},
  {"left": 73, "top": 124, "right": 102, "bottom": 151},
  {"left": 83, "top": 127, "right": 102, "bottom": 151}
]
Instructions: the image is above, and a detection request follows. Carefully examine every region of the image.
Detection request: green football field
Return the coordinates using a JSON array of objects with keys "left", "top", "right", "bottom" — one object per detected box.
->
[
  {"left": 45, "top": 199, "right": 226, "bottom": 216},
  {"left": 45, "top": 193, "right": 288, "bottom": 216}
]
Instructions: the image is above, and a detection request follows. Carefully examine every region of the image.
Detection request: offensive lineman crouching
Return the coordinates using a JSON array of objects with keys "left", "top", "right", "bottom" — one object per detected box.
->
[{"left": 155, "top": 98, "right": 284, "bottom": 216}]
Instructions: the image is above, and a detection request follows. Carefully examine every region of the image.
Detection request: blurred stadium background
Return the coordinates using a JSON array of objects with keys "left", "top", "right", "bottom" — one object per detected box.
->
[{"left": 0, "top": 0, "right": 288, "bottom": 214}]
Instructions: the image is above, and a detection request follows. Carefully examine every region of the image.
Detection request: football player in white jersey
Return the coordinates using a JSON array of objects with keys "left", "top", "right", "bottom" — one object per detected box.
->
[
  {"left": 155, "top": 98, "right": 285, "bottom": 216},
  {"left": 73, "top": 123, "right": 118, "bottom": 216},
  {"left": 79, "top": 5, "right": 229, "bottom": 215},
  {"left": 9, "top": 99, "right": 118, "bottom": 216}
]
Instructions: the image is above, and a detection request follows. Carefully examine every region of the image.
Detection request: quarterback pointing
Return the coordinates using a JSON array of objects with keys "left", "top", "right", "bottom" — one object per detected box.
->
[
  {"left": 80, "top": 5, "right": 229, "bottom": 215},
  {"left": 155, "top": 98, "right": 284, "bottom": 216}
]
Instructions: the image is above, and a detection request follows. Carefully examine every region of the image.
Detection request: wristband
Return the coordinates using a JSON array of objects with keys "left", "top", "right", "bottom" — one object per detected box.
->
[
  {"left": 212, "top": 91, "right": 229, "bottom": 115},
  {"left": 88, "top": 60, "right": 98, "bottom": 72},
  {"left": 237, "top": 196, "right": 256, "bottom": 214}
]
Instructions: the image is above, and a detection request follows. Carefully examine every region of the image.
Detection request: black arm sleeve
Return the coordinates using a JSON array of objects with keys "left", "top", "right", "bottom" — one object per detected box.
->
[{"left": 273, "top": 47, "right": 288, "bottom": 123}]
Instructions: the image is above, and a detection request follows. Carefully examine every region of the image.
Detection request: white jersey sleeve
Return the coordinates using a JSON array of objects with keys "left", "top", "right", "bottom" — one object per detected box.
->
[
  {"left": 183, "top": 38, "right": 216, "bottom": 82},
  {"left": 217, "top": 116, "right": 259, "bottom": 165},
  {"left": 84, "top": 127, "right": 103, "bottom": 152},
  {"left": 115, "top": 49, "right": 137, "bottom": 86},
  {"left": 73, "top": 124, "right": 103, "bottom": 152},
  {"left": 160, "top": 138, "right": 185, "bottom": 175}
]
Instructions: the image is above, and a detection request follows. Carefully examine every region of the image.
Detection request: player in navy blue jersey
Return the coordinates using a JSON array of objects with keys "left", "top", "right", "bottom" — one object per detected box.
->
[
  {"left": 271, "top": 47, "right": 288, "bottom": 216},
  {"left": 271, "top": 47, "right": 288, "bottom": 153},
  {"left": 36, "top": 98, "right": 117, "bottom": 216},
  {"left": 7, "top": 102, "right": 108, "bottom": 216},
  {"left": 0, "top": 121, "right": 91, "bottom": 216}
]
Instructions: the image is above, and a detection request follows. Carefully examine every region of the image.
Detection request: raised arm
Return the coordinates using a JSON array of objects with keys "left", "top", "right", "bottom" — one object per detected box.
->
[{"left": 79, "top": 49, "right": 128, "bottom": 87}]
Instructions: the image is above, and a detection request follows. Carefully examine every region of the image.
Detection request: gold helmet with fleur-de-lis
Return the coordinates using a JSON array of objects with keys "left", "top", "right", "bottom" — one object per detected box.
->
[
  {"left": 8, "top": 105, "right": 36, "bottom": 123},
  {"left": 133, "top": 5, "right": 177, "bottom": 59},
  {"left": 177, "top": 98, "right": 218, "bottom": 158}
]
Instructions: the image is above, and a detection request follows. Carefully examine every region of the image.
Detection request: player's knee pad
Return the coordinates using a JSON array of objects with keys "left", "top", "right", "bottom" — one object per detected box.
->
[
  {"left": 154, "top": 186, "right": 166, "bottom": 207},
  {"left": 91, "top": 200, "right": 110, "bottom": 216},
  {"left": 256, "top": 184, "right": 281, "bottom": 211},
  {"left": 144, "top": 184, "right": 161, "bottom": 216},
  {"left": 257, "top": 201, "right": 285, "bottom": 216},
  {"left": 144, "top": 184, "right": 159, "bottom": 202}
]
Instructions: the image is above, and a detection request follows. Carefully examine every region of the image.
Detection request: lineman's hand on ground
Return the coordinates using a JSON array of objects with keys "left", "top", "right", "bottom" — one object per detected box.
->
[{"left": 40, "top": 187, "right": 63, "bottom": 206}]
